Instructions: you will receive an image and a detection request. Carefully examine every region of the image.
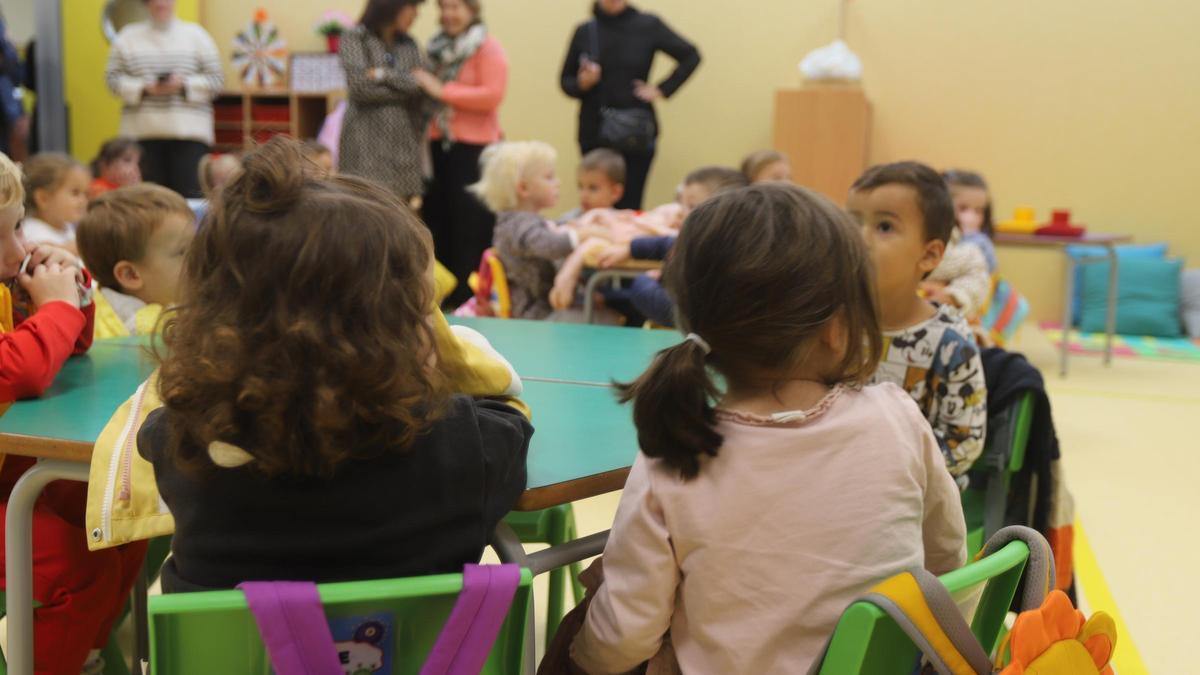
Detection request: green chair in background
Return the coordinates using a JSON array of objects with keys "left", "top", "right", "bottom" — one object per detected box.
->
[
  {"left": 503, "top": 505, "right": 585, "bottom": 643},
  {"left": 148, "top": 569, "right": 532, "bottom": 675}
]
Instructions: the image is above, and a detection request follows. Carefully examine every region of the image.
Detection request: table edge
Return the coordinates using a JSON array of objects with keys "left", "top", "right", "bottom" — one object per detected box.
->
[
  {"left": 0, "top": 434, "right": 92, "bottom": 463},
  {"left": 514, "top": 468, "right": 631, "bottom": 511}
]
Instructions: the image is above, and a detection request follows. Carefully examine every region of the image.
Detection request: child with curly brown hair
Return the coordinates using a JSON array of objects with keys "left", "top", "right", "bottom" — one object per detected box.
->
[{"left": 136, "top": 137, "right": 533, "bottom": 592}]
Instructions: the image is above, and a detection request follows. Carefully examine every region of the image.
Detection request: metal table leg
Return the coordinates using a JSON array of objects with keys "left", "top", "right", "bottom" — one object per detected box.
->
[
  {"left": 1060, "top": 253, "right": 1075, "bottom": 377},
  {"left": 1104, "top": 245, "right": 1119, "bottom": 365},
  {"left": 582, "top": 271, "right": 615, "bottom": 325},
  {"left": 4, "top": 460, "right": 91, "bottom": 675}
]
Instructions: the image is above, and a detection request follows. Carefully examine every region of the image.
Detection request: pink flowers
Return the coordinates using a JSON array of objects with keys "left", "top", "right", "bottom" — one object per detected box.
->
[{"left": 314, "top": 10, "right": 354, "bottom": 37}]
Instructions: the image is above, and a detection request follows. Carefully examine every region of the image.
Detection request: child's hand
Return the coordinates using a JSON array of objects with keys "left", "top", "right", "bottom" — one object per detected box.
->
[
  {"left": 20, "top": 261, "right": 82, "bottom": 309},
  {"left": 28, "top": 245, "right": 85, "bottom": 287},
  {"left": 549, "top": 276, "right": 575, "bottom": 310},
  {"left": 598, "top": 243, "right": 632, "bottom": 268}
]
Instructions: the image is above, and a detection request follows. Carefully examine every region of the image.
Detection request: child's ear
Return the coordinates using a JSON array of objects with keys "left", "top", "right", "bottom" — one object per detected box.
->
[
  {"left": 611, "top": 183, "right": 625, "bottom": 203},
  {"left": 113, "top": 261, "right": 144, "bottom": 292},
  {"left": 32, "top": 188, "right": 50, "bottom": 213},
  {"left": 515, "top": 179, "right": 530, "bottom": 201},
  {"left": 917, "top": 238, "right": 946, "bottom": 277}
]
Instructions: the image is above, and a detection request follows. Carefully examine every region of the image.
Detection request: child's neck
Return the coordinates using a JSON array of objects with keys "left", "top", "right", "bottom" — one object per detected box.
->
[
  {"left": 880, "top": 288, "right": 937, "bottom": 332},
  {"left": 514, "top": 198, "right": 543, "bottom": 214},
  {"left": 32, "top": 211, "right": 67, "bottom": 231},
  {"left": 721, "top": 373, "right": 831, "bottom": 416}
]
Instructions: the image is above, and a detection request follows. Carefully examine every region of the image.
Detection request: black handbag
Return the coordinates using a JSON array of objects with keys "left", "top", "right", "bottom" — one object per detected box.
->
[{"left": 588, "top": 21, "right": 657, "bottom": 153}]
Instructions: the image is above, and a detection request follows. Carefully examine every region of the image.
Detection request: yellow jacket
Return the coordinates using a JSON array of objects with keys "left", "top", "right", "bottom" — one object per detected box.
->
[
  {"left": 84, "top": 310, "right": 526, "bottom": 550},
  {"left": 91, "top": 287, "right": 164, "bottom": 339}
]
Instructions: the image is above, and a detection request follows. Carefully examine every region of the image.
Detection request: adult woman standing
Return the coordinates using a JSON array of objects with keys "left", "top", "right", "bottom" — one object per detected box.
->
[
  {"left": 339, "top": 0, "right": 429, "bottom": 204},
  {"left": 560, "top": 0, "right": 700, "bottom": 210},
  {"left": 414, "top": 0, "right": 508, "bottom": 307},
  {"left": 105, "top": 0, "right": 223, "bottom": 198}
]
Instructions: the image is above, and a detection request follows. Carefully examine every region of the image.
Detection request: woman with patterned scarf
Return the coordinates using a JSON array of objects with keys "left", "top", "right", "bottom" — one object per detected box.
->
[{"left": 414, "top": 0, "right": 509, "bottom": 308}]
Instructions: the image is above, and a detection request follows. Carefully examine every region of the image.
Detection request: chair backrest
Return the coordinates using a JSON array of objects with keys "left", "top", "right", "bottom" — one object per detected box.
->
[
  {"left": 814, "top": 540, "right": 1029, "bottom": 674},
  {"left": 148, "top": 570, "right": 532, "bottom": 675},
  {"left": 483, "top": 251, "right": 512, "bottom": 319}
]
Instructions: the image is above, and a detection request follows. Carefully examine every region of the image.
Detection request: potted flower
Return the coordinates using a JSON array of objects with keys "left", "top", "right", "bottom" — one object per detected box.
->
[{"left": 314, "top": 10, "right": 353, "bottom": 54}]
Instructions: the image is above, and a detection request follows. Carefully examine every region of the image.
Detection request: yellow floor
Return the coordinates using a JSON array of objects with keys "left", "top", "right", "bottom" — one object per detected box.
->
[{"left": 565, "top": 323, "right": 1193, "bottom": 673}]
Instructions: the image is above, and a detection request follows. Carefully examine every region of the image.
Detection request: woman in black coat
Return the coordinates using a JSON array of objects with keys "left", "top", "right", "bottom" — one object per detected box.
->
[{"left": 560, "top": 0, "right": 700, "bottom": 210}]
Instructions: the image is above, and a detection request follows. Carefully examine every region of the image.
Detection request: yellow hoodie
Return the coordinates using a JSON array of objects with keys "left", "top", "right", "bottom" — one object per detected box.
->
[{"left": 84, "top": 310, "right": 526, "bottom": 550}]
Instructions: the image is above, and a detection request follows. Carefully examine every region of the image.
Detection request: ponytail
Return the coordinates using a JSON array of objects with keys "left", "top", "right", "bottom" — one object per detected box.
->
[{"left": 616, "top": 338, "right": 723, "bottom": 479}]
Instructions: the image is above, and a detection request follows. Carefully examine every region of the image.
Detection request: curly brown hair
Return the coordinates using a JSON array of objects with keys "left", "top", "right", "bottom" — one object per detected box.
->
[{"left": 157, "top": 136, "right": 449, "bottom": 478}]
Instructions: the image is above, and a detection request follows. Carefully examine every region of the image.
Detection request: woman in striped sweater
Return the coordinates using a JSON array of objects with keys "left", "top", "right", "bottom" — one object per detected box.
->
[{"left": 105, "top": 0, "right": 223, "bottom": 198}]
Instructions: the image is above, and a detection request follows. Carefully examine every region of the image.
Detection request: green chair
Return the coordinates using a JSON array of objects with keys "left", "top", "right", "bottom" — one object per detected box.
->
[
  {"left": 503, "top": 505, "right": 585, "bottom": 643},
  {"left": 148, "top": 569, "right": 532, "bottom": 675},
  {"left": 815, "top": 538, "right": 1030, "bottom": 674},
  {"left": 963, "top": 393, "right": 1036, "bottom": 557},
  {"left": 0, "top": 596, "right": 130, "bottom": 675}
]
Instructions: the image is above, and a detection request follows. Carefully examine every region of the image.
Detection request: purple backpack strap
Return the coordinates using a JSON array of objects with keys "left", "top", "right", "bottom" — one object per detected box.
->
[
  {"left": 238, "top": 581, "right": 344, "bottom": 675},
  {"left": 420, "top": 564, "right": 522, "bottom": 675}
]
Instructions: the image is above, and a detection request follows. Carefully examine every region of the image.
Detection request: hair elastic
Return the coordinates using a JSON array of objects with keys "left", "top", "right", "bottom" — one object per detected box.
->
[{"left": 685, "top": 333, "right": 711, "bottom": 355}]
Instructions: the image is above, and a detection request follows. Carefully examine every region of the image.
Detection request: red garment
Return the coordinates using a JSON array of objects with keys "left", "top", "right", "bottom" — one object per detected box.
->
[
  {"left": 88, "top": 178, "right": 120, "bottom": 201},
  {"left": 0, "top": 285, "right": 140, "bottom": 675}
]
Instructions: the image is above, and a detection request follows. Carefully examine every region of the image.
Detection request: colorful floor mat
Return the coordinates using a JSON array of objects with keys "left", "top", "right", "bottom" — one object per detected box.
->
[{"left": 1040, "top": 323, "right": 1200, "bottom": 363}]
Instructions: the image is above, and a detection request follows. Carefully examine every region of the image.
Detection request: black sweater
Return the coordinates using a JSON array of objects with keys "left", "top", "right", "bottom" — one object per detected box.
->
[
  {"left": 139, "top": 396, "right": 533, "bottom": 592},
  {"left": 560, "top": 4, "right": 701, "bottom": 148}
]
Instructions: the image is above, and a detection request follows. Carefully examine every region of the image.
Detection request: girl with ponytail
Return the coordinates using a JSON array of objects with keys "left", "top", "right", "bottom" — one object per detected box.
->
[{"left": 571, "top": 184, "right": 967, "bottom": 673}]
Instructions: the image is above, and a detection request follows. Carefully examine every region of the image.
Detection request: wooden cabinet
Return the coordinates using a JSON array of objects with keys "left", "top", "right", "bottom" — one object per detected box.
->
[
  {"left": 212, "top": 89, "right": 344, "bottom": 153},
  {"left": 773, "top": 84, "right": 871, "bottom": 204}
]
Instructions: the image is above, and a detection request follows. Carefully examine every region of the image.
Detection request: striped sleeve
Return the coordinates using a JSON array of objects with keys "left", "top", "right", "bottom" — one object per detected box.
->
[
  {"left": 105, "top": 38, "right": 145, "bottom": 106},
  {"left": 185, "top": 26, "right": 224, "bottom": 103}
]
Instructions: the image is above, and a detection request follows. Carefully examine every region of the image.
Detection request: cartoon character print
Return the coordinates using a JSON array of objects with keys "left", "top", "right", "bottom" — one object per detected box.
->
[
  {"left": 890, "top": 328, "right": 937, "bottom": 368},
  {"left": 335, "top": 619, "right": 387, "bottom": 675},
  {"left": 932, "top": 334, "right": 987, "bottom": 473}
]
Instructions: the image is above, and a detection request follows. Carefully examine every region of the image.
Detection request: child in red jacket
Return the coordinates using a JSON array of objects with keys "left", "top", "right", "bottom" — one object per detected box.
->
[{"left": 0, "top": 151, "right": 147, "bottom": 675}]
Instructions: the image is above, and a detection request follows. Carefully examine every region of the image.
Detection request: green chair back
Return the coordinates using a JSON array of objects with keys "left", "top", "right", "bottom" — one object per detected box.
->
[
  {"left": 964, "top": 392, "right": 1036, "bottom": 556},
  {"left": 148, "top": 569, "right": 532, "bottom": 674},
  {"left": 815, "top": 539, "right": 1029, "bottom": 674}
]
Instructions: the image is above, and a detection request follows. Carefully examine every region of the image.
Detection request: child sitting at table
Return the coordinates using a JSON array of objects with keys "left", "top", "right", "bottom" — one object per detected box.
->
[
  {"left": 21, "top": 152, "right": 90, "bottom": 254},
  {"left": 77, "top": 184, "right": 194, "bottom": 338},
  {"left": 847, "top": 161, "right": 987, "bottom": 483},
  {"left": 568, "top": 184, "right": 965, "bottom": 672},
  {"left": 559, "top": 148, "right": 626, "bottom": 223},
  {"left": 472, "top": 140, "right": 612, "bottom": 320},
  {"left": 137, "top": 137, "right": 533, "bottom": 592},
  {"left": 740, "top": 148, "right": 793, "bottom": 184},
  {"left": 0, "top": 152, "right": 147, "bottom": 675},
  {"left": 88, "top": 137, "right": 143, "bottom": 199}
]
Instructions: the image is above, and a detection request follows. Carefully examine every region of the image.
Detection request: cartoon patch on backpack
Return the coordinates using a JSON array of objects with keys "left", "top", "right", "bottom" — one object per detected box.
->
[{"left": 329, "top": 614, "right": 393, "bottom": 675}]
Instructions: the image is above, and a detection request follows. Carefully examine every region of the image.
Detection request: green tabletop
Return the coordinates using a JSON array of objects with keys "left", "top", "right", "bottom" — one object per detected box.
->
[
  {"left": 449, "top": 316, "right": 677, "bottom": 385},
  {"left": 0, "top": 335, "right": 641, "bottom": 507},
  {"left": 0, "top": 337, "right": 155, "bottom": 445}
]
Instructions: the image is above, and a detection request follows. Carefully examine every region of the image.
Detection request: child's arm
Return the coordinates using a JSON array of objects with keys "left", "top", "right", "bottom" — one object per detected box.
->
[
  {"left": 516, "top": 218, "right": 577, "bottom": 263},
  {"left": 930, "top": 244, "right": 990, "bottom": 317},
  {"left": 571, "top": 457, "right": 679, "bottom": 673},
  {"left": 918, "top": 421, "right": 968, "bottom": 575},
  {"left": 431, "top": 311, "right": 530, "bottom": 418},
  {"left": 550, "top": 238, "right": 610, "bottom": 311},
  {"left": 0, "top": 262, "right": 92, "bottom": 399},
  {"left": 475, "top": 398, "right": 533, "bottom": 530}
]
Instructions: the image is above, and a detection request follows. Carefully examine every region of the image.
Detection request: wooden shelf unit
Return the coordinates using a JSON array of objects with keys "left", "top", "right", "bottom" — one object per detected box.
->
[{"left": 212, "top": 88, "right": 345, "bottom": 152}]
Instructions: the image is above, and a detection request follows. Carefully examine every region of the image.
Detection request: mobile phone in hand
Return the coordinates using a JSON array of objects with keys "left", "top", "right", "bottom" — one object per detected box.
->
[{"left": 157, "top": 72, "right": 171, "bottom": 84}]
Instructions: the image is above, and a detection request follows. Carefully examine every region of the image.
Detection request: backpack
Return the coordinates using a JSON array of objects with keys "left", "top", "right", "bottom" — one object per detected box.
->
[{"left": 811, "top": 526, "right": 1116, "bottom": 674}]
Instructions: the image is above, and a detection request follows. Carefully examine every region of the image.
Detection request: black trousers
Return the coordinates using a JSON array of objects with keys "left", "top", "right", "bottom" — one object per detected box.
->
[
  {"left": 140, "top": 139, "right": 209, "bottom": 198},
  {"left": 423, "top": 141, "right": 496, "bottom": 307},
  {"left": 583, "top": 143, "right": 656, "bottom": 210}
]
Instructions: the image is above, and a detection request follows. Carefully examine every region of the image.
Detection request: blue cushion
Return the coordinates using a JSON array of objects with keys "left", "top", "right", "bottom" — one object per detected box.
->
[
  {"left": 1078, "top": 257, "right": 1182, "bottom": 337},
  {"left": 1066, "top": 243, "right": 1167, "bottom": 323}
]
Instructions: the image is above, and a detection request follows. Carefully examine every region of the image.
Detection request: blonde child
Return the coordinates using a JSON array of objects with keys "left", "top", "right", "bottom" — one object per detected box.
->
[
  {"left": 77, "top": 184, "right": 194, "bottom": 338},
  {"left": 0, "top": 152, "right": 146, "bottom": 675},
  {"left": 22, "top": 152, "right": 90, "bottom": 253},
  {"left": 138, "top": 137, "right": 533, "bottom": 592},
  {"left": 472, "top": 140, "right": 610, "bottom": 320},
  {"left": 740, "top": 148, "right": 793, "bottom": 184},
  {"left": 89, "top": 137, "right": 143, "bottom": 199},
  {"left": 570, "top": 184, "right": 965, "bottom": 672},
  {"left": 848, "top": 161, "right": 987, "bottom": 482},
  {"left": 197, "top": 152, "right": 242, "bottom": 199}
]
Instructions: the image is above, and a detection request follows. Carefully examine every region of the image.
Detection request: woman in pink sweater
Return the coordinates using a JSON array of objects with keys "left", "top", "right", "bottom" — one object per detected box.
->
[
  {"left": 414, "top": 0, "right": 508, "bottom": 307},
  {"left": 570, "top": 184, "right": 967, "bottom": 673}
]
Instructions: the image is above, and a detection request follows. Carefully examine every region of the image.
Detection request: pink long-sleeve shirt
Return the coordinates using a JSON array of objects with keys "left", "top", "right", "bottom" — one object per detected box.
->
[
  {"left": 572, "top": 383, "right": 967, "bottom": 674},
  {"left": 430, "top": 36, "right": 508, "bottom": 146}
]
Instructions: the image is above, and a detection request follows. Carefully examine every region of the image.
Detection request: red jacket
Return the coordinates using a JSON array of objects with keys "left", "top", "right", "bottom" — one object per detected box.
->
[{"left": 0, "top": 278, "right": 97, "bottom": 511}]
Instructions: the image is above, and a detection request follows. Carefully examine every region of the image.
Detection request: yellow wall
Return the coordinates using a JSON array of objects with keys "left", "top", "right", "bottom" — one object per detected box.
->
[
  {"left": 197, "top": 0, "right": 1199, "bottom": 319},
  {"left": 63, "top": 0, "right": 199, "bottom": 163}
]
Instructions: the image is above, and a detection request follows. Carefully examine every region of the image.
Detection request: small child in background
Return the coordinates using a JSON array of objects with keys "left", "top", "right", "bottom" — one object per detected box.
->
[
  {"left": 197, "top": 152, "right": 242, "bottom": 199},
  {"left": 943, "top": 169, "right": 997, "bottom": 271},
  {"left": 589, "top": 167, "right": 748, "bottom": 326},
  {"left": 0, "top": 152, "right": 145, "bottom": 675},
  {"left": 561, "top": 148, "right": 625, "bottom": 221},
  {"left": 848, "top": 161, "right": 987, "bottom": 482},
  {"left": 21, "top": 152, "right": 90, "bottom": 252},
  {"left": 569, "top": 184, "right": 965, "bottom": 672},
  {"left": 77, "top": 184, "right": 194, "bottom": 338},
  {"left": 302, "top": 139, "right": 336, "bottom": 177},
  {"left": 139, "top": 137, "right": 533, "bottom": 592},
  {"left": 89, "top": 137, "right": 143, "bottom": 199},
  {"left": 473, "top": 141, "right": 610, "bottom": 320},
  {"left": 740, "top": 149, "right": 793, "bottom": 184}
]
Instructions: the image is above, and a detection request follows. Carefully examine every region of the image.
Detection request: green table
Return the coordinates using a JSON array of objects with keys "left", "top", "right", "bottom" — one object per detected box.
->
[{"left": 449, "top": 316, "right": 677, "bottom": 385}]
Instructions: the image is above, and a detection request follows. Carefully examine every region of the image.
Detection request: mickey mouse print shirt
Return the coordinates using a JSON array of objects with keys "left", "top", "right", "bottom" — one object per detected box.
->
[{"left": 870, "top": 303, "right": 987, "bottom": 478}]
